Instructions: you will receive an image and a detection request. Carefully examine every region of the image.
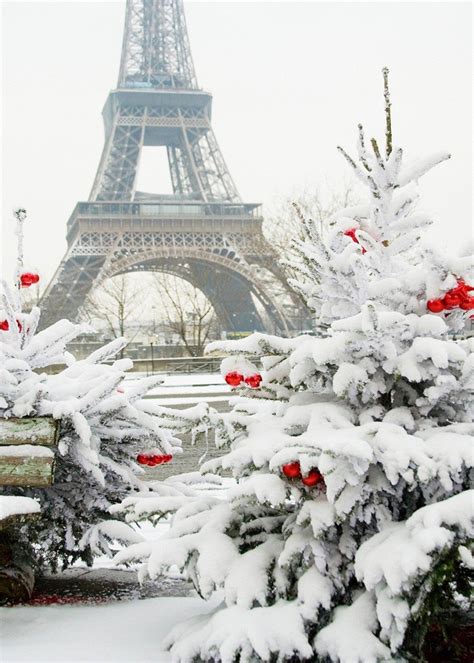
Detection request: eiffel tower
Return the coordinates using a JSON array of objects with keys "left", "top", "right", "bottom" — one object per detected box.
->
[{"left": 40, "top": 0, "right": 302, "bottom": 333}]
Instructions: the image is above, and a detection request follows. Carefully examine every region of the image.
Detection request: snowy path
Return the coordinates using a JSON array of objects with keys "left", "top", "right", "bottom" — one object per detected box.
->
[
  {"left": 124, "top": 371, "right": 230, "bottom": 405},
  {"left": 2, "top": 522, "right": 223, "bottom": 662},
  {"left": 1, "top": 595, "right": 220, "bottom": 662}
]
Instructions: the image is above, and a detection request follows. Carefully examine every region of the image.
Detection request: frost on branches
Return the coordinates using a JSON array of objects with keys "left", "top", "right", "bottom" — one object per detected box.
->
[
  {"left": 0, "top": 210, "right": 211, "bottom": 571},
  {"left": 114, "top": 69, "right": 473, "bottom": 661}
]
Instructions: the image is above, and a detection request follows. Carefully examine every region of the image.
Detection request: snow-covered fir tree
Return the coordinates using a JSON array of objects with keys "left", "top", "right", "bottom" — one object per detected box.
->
[
  {"left": 0, "top": 209, "right": 211, "bottom": 571},
  {"left": 114, "top": 69, "right": 473, "bottom": 662}
]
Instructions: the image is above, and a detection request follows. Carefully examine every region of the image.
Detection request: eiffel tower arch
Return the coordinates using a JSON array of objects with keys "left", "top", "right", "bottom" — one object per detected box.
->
[{"left": 40, "top": 0, "right": 303, "bottom": 333}]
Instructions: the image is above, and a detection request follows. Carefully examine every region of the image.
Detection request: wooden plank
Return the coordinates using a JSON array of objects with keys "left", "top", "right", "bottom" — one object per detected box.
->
[
  {"left": 0, "top": 496, "right": 41, "bottom": 530},
  {"left": 0, "top": 417, "right": 59, "bottom": 448},
  {"left": 0, "top": 449, "right": 55, "bottom": 487}
]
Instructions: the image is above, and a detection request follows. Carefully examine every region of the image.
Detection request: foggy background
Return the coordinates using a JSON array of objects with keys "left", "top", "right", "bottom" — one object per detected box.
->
[{"left": 1, "top": 1, "right": 472, "bottom": 282}]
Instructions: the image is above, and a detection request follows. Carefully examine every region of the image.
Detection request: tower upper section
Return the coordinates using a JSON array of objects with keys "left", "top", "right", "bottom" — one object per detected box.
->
[
  {"left": 118, "top": 0, "right": 198, "bottom": 89},
  {"left": 89, "top": 0, "right": 241, "bottom": 204}
]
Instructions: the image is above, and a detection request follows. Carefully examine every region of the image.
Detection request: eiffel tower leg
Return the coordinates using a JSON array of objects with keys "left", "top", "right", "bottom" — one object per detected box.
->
[
  {"left": 40, "top": 247, "right": 107, "bottom": 329},
  {"left": 188, "top": 263, "right": 263, "bottom": 332},
  {"left": 89, "top": 116, "right": 145, "bottom": 202}
]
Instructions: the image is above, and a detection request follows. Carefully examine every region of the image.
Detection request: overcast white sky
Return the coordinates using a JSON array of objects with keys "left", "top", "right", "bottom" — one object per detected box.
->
[{"left": 1, "top": 1, "right": 472, "bottom": 283}]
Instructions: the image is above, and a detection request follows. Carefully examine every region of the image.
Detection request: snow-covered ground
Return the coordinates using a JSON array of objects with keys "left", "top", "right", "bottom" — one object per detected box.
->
[
  {"left": 124, "top": 371, "right": 230, "bottom": 405},
  {"left": 2, "top": 481, "right": 233, "bottom": 662},
  {"left": 2, "top": 594, "right": 221, "bottom": 662},
  {"left": 1, "top": 519, "right": 204, "bottom": 662}
]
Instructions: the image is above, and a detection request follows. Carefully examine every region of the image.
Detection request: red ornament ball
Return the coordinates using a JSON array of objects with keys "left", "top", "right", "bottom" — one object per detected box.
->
[
  {"left": 0, "top": 319, "right": 22, "bottom": 332},
  {"left": 344, "top": 227, "right": 367, "bottom": 254},
  {"left": 137, "top": 453, "right": 173, "bottom": 467},
  {"left": 426, "top": 299, "right": 444, "bottom": 313},
  {"left": 460, "top": 298, "right": 474, "bottom": 311},
  {"left": 301, "top": 469, "right": 324, "bottom": 487},
  {"left": 344, "top": 228, "right": 358, "bottom": 242},
  {"left": 225, "top": 371, "right": 244, "bottom": 387},
  {"left": 282, "top": 461, "right": 302, "bottom": 479},
  {"left": 20, "top": 272, "right": 40, "bottom": 288},
  {"left": 244, "top": 373, "right": 262, "bottom": 389},
  {"left": 443, "top": 293, "right": 462, "bottom": 309}
]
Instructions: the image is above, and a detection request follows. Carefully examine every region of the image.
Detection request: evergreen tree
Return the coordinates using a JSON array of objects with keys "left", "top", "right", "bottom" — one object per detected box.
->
[
  {"left": 115, "top": 70, "right": 473, "bottom": 662},
  {"left": 0, "top": 210, "right": 209, "bottom": 571}
]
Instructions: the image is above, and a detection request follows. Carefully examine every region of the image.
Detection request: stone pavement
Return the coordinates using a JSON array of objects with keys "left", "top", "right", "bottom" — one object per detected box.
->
[
  {"left": 24, "top": 567, "right": 193, "bottom": 605},
  {"left": 144, "top": 396, "right": 231, "bottom": 480}
]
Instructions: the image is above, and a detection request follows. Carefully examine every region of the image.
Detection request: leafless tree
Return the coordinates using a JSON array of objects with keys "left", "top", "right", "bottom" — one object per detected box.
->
[
  {"left": 263, "top": 182, "right": 360, "bottom": 277},
  {"left": 81, "top": 275, "right": 145, "bottom": 355},
  {"left": 151, "top": 274, "right": 220, "bottom": 356}
]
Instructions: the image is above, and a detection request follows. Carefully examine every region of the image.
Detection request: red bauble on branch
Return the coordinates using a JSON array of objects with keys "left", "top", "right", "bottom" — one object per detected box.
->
[
  {"left": 20, "top": 272, "right": 40, "bottom": 288},
  {"left": 427, "top": 278, "right": 474, "bottom": 315},
  {"left": 0, "top": 319, "right": 23, "bottom": 332},
  {"left": 344, "top": 227, "right": 367, "bottom": 254},
  {"left": 282, "top": 461, "right": 301, "bottom": 479},
  {"left": 224, "top": 371, "right": 244, "bottom": 387},
  {"left": 136, "top": 453, "right": 173, "bottom": 467},
  {"left": 301, "top": 469, "right": 324, "bottom": 487},
  {"left": 244, "top": 373, "right": 262, "bottom": 389},
  {"left": 137, "top": 454, "right": 155, "bottom": 466},
  {"left": 426, "top": 299, "right": 444, "bottom": 313},
  {"left": 442, "top": 293, "right": 462, "bottom": 309}
]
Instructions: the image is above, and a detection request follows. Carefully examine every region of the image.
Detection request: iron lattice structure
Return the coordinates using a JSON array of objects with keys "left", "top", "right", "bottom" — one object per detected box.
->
[{"left": 41, "top": 0, "right": 305, "bottom": 333}]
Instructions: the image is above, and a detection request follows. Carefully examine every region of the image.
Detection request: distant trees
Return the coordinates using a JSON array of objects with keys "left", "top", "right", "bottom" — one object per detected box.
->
[
  {"left": 151, "top": 274, "right": 220, "bottom": 356},
  {"left": 81, "top": 275, "right": 145, "bottom": 355},
  {"left": 263, "top": 183, "right": 360, "bottom": 283}
]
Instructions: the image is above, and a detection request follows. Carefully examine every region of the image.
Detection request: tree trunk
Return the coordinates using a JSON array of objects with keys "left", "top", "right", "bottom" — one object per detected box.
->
[{"left": 0, "top": 533, "right": 35, "bottom": 604}]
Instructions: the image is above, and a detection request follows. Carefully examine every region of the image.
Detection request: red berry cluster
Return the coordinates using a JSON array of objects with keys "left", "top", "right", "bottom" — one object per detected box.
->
[
  {"left": 282, "top": 461, "right": 324, "bottom": 488},
  {"left": 136, "top": 454, "right": 173, "bottom": 467},
  {"left": 344, "top": 227, "right": 367, "bottom": 254},
  {"left": 427, "top": 279, "right": 474, "bottom": 314},
  {"left": 20, "top": 272, "right": 40, "bottom": 288},
  {"left": 224, "top": 371, "right": 262, "bottom": 389}
]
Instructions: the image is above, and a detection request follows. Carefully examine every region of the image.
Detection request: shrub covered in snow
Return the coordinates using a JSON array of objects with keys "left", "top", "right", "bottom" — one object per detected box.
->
[
  {"left": 113, "top": 69, "right": 473, "bottom": 661},
  {"left": 0, "top": 211, "right": 210, "bottom": 571}
]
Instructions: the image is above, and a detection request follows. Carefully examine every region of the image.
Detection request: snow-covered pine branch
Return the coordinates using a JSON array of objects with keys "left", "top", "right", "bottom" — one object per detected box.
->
[{"left": 0, "top": 218, "right": 213, "bottom": 569}]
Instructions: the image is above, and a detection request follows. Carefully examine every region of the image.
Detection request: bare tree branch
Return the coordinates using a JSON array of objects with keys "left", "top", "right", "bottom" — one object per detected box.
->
[
  {"left": 81, "top": 275, "right": 145, "bottom": 356},
  {"left": 151, "top": 274, "right": 220, "bottom": 356},
  {"left": 263, "top": 183, "right": 360, "bottom": 286}
]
